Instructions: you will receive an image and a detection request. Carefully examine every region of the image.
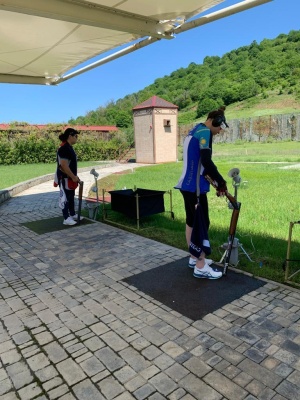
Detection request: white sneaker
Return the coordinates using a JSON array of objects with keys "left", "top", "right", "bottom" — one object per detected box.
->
[
  {"left": 63, "top": 217, "right": 77, "bottom": 226},
  {"left": 188, "top": 257, "right": 214, "bottom": 268},
  {"left": 193, "top": 264, "right": 222, "bottom": 280},
  {"left": 71, "top": 214, "right": 83, "bottom": 221}
]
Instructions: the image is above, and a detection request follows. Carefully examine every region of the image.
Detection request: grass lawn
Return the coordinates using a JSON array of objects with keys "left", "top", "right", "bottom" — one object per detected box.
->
[
  {"left": 91, "top": 141, "right": 300, "bottom": 287},
  {"left": 0, "top": 161, "right": 106, "bottom": 190},
  {"left": 1, "top": 141, "right": 300, "bottom": 287}
]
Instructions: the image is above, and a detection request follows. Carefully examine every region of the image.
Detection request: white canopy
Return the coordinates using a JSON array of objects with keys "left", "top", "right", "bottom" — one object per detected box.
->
[{"left": 0, "top": 0, "right": 272, "bottom": 85}]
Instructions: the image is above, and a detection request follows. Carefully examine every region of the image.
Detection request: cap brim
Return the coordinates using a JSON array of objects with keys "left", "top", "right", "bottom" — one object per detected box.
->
[{"left": 220, "top": 122, "right": 228, "bottom": 129}]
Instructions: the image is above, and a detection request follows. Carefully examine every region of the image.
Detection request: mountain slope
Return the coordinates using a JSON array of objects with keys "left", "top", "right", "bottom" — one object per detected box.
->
[{"left": 69, "top": 29, "right": 300, "bottom": 127}]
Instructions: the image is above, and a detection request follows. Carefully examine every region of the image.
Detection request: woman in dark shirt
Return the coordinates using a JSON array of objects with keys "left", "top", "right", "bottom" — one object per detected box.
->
[{"left": 56, "top": 128, "right": 81, "bottom": 225}]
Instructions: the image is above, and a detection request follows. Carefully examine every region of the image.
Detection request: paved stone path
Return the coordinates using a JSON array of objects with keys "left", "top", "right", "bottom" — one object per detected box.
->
[{"left": 1, "top": 163, "right": 300, "bottom": 400}]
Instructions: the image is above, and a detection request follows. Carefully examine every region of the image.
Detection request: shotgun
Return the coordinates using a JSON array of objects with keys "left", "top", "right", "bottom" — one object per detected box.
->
[
  {"left": 77, "top": 181, "right": 84, "bottom": 225},
  {"left": 205, "top": 175, "right": 241, "bottom": 275}
]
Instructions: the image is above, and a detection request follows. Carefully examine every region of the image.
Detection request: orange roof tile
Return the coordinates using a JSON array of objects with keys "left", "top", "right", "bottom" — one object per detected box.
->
[{"left": 133, "top": 96, "right": 178, "bottom": 110}]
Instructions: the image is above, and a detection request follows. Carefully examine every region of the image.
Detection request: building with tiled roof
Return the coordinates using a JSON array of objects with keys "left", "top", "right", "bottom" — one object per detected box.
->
[
  {"left": 133, "top": 96, "right": 178, "bottom": 164},
  {"left": 132, "top": 96, "right": 178, "bottom": 111}
]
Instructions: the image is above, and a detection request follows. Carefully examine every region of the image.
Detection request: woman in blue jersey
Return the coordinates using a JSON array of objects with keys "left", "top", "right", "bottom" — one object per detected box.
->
[{"left": 175, "top": 107, "right": 228, "bottom": 279}]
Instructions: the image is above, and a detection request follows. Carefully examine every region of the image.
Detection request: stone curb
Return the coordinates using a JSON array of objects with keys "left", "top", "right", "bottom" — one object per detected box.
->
[{"left": 0, "top": 165, "right": 107, "bottom": 205}]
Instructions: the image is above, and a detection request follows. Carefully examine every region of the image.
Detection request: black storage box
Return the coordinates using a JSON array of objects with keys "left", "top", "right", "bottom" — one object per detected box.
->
[{"left": 109, "top": 188, "right": 165, "bottom": 219}]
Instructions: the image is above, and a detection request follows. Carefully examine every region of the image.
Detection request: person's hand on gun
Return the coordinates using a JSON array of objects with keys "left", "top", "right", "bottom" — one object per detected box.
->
[
  {"left": 216, "top": 181, "right": 227, "bottom": 197},
  {"left": 204, "top": 175, "right": 227, "bottom": 197},
  {"left": 71, "top": 175, "right": 81, "bottom": 183},
  {"left": 60, "top": 161, "right": 80, "bottom": 184}
]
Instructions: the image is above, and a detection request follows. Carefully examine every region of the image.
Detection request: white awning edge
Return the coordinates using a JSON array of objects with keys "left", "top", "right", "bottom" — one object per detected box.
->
[{"left": 0, "top": 0, "right": 273, "bottom": 85}]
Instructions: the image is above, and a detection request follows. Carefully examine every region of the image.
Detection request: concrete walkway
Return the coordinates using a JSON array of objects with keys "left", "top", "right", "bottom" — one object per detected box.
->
[{"left": 0, "top": 163, "right": 300, "bottom": 400}]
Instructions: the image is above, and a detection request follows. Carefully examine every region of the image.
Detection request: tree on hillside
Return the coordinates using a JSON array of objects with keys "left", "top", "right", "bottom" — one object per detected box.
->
[
  {"left": 68, "top": 29, "right": 300, "bottom": 127},
  {"left": 114, "top": 111, "right": 132, "bottom": 128},
  {"left": 196, "top": 98, "right": 221, "bottom": 118}
]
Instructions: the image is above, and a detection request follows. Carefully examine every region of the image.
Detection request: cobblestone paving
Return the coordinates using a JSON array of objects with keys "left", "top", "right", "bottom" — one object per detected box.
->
[{"left": 1, "top": 165, "right": 300, "bottom": 400}]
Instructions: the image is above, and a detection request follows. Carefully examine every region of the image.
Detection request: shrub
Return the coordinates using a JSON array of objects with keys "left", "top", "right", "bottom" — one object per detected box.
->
[{"left": 0, "top": 131, "right": 127, "bottom": 165}]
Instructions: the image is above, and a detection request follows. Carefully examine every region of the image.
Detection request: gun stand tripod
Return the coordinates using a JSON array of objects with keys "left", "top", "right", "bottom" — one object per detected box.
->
[
  {"left": 219, "top": 179, "right": 253, "bottom": 266},
  {"left": 87, "top": 169, "right": 100, "bottom": 220},
  {"left": 219, "top": 239, "right": 253, "bottom": 265}
]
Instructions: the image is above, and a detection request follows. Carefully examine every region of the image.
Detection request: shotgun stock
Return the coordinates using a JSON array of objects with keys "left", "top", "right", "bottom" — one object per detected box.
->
[
  {"left": 223, "top": 207, "right": 241, "bottom": 275},
  {"left": 205, "top": 174, "right": 241, "bottom": 275},
  {"left": 77, "top": 181, "right": 84, "bottom": 225}
]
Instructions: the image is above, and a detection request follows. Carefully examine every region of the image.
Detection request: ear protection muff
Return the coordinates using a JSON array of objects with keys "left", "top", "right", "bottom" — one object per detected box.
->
[{"left": 212, "top": 114, "right": 225, "bottom": 127}]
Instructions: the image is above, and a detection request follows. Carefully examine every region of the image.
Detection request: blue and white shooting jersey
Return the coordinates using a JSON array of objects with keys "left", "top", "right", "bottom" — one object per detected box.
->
[{"left": 175, "top": 123, "right": 211, "bottom": 193}]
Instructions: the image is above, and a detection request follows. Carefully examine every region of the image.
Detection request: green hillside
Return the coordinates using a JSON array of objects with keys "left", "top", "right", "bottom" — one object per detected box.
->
[{"left": 69, "top": 29, "right": 300, "bottom": 127}]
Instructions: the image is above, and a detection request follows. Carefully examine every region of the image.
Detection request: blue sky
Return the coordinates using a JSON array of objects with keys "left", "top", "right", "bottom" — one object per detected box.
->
[{"left": 1, "top": 0, "right": 299, "bottom": 124}]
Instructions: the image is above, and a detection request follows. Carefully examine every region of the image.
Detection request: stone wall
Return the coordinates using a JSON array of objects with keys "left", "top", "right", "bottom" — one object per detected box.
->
[{"left": 178, "top": 113, "right": 300, "bottom": 145}]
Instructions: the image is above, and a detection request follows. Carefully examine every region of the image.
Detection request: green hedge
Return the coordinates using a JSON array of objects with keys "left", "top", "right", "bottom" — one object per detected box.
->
[{"left": 0, "top": 133, "right": 128, "bottom": 165}]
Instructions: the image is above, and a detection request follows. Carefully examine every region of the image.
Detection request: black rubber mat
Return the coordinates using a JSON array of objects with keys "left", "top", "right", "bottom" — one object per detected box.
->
[
  {"left": 21, "top": 216, "right": 95, "bottom": 235},
  {"left": 123, "top": 258, "right": 266, "bottom": 321}
]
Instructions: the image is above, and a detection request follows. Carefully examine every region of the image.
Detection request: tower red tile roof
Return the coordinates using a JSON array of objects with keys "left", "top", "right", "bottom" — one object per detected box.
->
[{"left": 132, "top": 96, "right": 178, "bottom": 110}]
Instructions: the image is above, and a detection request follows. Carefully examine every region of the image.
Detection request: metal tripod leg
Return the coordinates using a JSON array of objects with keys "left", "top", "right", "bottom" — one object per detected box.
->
[
  {"left": 239, "top": 244, "right": 253, "bottom": 262},
  {"left": 219, "top": 242, "right": 253, "bottom": 264},
  {"left": 219, "top": 250, "right": 226, "bottom": 264}
]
